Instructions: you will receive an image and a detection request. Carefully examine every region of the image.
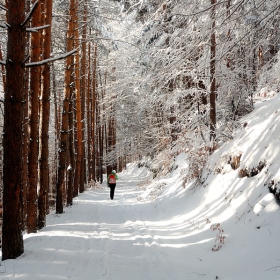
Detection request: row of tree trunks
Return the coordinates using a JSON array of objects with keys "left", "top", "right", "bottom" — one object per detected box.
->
[
  {"left": 2, "top": 0, "right": 117, "bottom": 260},
  {"left": 1, "top": 0, "right": 116, "bottom": 260}
]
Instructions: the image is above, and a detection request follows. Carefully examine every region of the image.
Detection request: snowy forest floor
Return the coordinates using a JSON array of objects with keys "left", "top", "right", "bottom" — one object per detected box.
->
[{"left": 1, "top": 93, "right": 280, "bottom": 280}]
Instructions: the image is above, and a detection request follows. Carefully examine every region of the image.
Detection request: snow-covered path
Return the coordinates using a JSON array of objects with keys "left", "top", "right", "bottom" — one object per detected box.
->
[
  {"left": 1, "top": 168, "right": 185, "bottom": 280},
  {"left": 1, "top": 156, "right": 280, "bottom": 280}
]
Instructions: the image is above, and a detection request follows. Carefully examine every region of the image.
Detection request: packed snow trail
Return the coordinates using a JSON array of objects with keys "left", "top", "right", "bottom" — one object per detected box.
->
[
  {"left": 0, "top": 168, "right": 182, "bottom": 280},
  {"left": 1, "top": 157, "right": 280, "bottom": 279},
  {"left": 0, "top": 166, "right": 207, "bottom": 280}
]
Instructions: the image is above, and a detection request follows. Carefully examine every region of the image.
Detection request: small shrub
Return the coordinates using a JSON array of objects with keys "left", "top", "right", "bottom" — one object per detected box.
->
[
  {"left": 239, "top": 168, "right": 248, "bottom": 178},
  {"left": 238, "top": 161, "right": 266, "bottom": 178},
  {"left": 210, "top": 223, "right": 226, "bottom": 252},
  {"left": 183, "top": 147, "right": 209, "bottom": 187},
  {"left": 268, "top": 180, "right": 280, "bottom": 205},
  {"left": 137, "top": 178, "right": 152, "bottom": 188},
  {"left": 87, "top": 180, "right": 101, "bottom": 190},
  {"left": 230, "top": 154, "right": 241, "bottom": 170}
]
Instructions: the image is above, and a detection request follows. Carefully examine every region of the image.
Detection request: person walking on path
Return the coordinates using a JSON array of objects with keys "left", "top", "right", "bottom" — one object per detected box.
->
[{"left": 107, "top": 170, "right": 118, "bottom": 200}]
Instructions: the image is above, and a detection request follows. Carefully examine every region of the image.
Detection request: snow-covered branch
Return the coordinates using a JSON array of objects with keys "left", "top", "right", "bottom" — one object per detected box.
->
[
  {"left": 21, "top": 0, "right": 39, "bottom": 27},
  {"left": 0, "top": 60, "right": 6, "bottom": 66},
  {"left": 0, "top": 23, "right": 8, "bottom": 29},
  {"left": 0, "top": 4, "right": 7, "bottom": 11},
  {"left": 93, "top": 36, "right": 141, "bottom": 50},
  {"left": 25, "top": 49, "right": 77, "bottom": 67},
  {"left": 26, "top": 25, "right": 51, "bottom": 33}
]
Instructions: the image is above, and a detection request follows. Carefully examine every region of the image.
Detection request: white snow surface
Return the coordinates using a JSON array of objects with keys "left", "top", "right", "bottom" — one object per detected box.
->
[{"left": 1, "top": 94, "right": 280, "bottom": 279}]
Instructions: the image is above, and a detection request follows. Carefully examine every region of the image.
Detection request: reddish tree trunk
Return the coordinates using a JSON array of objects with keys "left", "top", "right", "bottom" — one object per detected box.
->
[
  {"left": 22, "top": 0, "right": 31, "bottom": 230},
  {"left": 91, "top": 42, "right": 98, "bottom": 181},
  {"left": 81, "top": 0, "right": 87, "bottom": 186},
  {"left": 38, "top": 0, "right": 53, "bottom": 230},
  {"left": 27, "top": 0, "right": 42, "bottom": 233},
  {"left": 87, "top": 39, "right": 92, "bottom": 180},
  {"left": 73, "top": 2, "right": 84, "bottom": 194},
  {"left": 67, "top": 81, "right": 74, "bottom": 206},
  {"left": 56, "top": 0, "right": 75, "bottom": 214},
  {"left": 2, "top": 0, "right": 25, "bottom": 260}
]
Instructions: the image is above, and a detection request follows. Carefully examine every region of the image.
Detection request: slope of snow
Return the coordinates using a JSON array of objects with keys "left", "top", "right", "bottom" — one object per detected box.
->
[{"left": 1, "top": 94, "right": 280, "bottom": 279}]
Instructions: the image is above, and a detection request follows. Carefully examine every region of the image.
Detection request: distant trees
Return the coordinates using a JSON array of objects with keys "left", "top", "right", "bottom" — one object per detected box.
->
[{"left": 100, "top": 0, "right": 280, "bottom": 174}]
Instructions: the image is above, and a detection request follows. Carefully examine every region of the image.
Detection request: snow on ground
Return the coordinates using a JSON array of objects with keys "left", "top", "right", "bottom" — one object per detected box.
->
[{"left": 1, "top": 94, "right": 280, "bottom": 279}]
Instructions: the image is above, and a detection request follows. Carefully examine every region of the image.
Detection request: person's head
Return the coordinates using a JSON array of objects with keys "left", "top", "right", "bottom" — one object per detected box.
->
[{"left": 112, "top": 170, "right": 116, "bottom": 174}]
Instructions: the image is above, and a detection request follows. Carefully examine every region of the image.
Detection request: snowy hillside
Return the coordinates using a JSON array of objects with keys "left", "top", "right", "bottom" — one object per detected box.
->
[{"left": 1, "top": 93, "right": 280, "bottom": 279}]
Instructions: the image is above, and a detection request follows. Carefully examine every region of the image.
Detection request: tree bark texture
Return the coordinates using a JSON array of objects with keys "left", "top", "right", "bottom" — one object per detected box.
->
[
  {"left": 38, "top": 0, "right": 53, "bottom": 230},
  {"left": 91, "top": 42, "right": 98, "bottom": 181},
  {"left": 22, "top": 0, "right": 31, "bottom": 230},
  {"left": 2, "top": 0, "right": 25, "bottom": 260},
  {"left": 67, "top": 92, "right": 74, "bottom": 206},
  {"left": 0, "top": 44, "right": 6, "bottom": 92},
  {"left": 73, "top": 2, "right": 84, "bottom": 194},
  {"left": 27, "top": 0, "right": 42, "bottom": 233},
  {"left": 86, "top": 39, "right": 92, "bottom": 181},
  {"left": 66, "top": 53, "right": 75, "bottom": 206},
  {"left": 81, "top": 0, "right": 87, "bottom": 185},
  {"left": 56, "top": 0, "right": 75, "bottom": 214}
]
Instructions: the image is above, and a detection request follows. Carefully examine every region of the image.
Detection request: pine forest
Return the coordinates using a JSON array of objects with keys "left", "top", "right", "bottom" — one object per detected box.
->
[{"left": 0, "top": 0, "right": 280, "bottom": 273}]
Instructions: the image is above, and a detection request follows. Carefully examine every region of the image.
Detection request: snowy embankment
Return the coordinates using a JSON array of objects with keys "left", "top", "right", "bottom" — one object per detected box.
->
[{"left": 1, "top": 94, "right": 280, "bottom": 280}]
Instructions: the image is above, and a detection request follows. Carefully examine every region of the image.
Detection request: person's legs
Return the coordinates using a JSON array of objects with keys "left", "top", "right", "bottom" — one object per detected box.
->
[{"left": 110, "top": 184, "right": 116, "bottom": 199}]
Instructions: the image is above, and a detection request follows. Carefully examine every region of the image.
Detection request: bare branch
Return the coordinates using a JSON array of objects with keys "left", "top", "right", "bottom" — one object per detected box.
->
[
  {"left": 0, "top": 4, "right": 7, "bottom": 11},
  {"left": 21, "top": 0, "right": 39, "bottom": 28},
  {"left": 23, "top": 55, "right": 30, "bottom": 64},
  {"left": 25, "top": 49, "right": 77, "bottom": 67},
  {"left": 0, "top": 23, "right": 8, "bottom": 29},
  {"left": 26, "top": 24, "right": 51, "bottom": 33}
]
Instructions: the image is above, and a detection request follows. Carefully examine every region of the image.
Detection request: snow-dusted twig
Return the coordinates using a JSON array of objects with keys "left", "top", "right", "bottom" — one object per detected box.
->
[
  {"left": 21, "top": 0, "right": 39, "bottom": 27},
  {"left": 25, "top": 49, "right": 77, "bottom": 67},
  {"left": 26, "top": 24, "right": 50, "bottom": 33},
  {"left": 0, "top": 23, "right": 8, "bottom": 29},
  {"left": 0, "top": 4, "right": 7, "bottom": 11},
  {"left": 265, "top": 265, "right": 280, "bottom": 271},
  {"left": 188, "top": 272, "right": 207, "bottom": 276}
]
